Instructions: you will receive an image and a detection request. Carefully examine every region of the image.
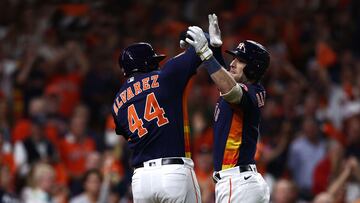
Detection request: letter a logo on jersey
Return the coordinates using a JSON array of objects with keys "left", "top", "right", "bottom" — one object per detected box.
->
[{"left": 237, "top": 43, "right": 246, "bottom": 53}]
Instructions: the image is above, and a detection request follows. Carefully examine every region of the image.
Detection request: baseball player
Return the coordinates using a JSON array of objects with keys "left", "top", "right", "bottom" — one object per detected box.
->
[
  {"left": 184, "top": 14, "right": 270, "bottom": 202},
  {"left": 111, "top": 35, "right": 221, "bottom": 202}
]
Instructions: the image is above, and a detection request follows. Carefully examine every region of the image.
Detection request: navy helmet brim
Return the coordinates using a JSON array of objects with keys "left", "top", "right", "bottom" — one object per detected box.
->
[
  {"left": 225, "top": 49, "right": 249, "bottom": 63},
  {"left": 152, "top": 55, "right": 166, "bottom": 63}
]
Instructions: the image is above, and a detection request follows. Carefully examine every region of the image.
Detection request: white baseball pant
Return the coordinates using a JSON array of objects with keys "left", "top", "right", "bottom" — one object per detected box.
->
[
  {"left": 132, "top": 157, "right": 201, "bottom": 203},
  {"left": 214, "top": 165, "right": 270, "bottom": 203}
]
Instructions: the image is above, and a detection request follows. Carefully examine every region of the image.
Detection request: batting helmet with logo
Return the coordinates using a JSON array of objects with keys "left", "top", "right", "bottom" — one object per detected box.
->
[
  {"left": 225, "top": 40, "right": 270, "bottom": 81},
  {"left": 119, "top": 42, "right": 166, "bottom": 77}
]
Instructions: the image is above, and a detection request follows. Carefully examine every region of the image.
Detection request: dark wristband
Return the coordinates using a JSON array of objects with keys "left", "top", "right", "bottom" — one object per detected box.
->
[{"left": 203, "top": 56, "right": 222, "bottom": 75}]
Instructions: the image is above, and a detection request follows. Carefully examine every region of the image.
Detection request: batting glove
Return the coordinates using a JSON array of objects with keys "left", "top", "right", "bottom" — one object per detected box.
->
[
  {"left": 208, "top": 14, "right": 222, "bottom": 47},
  {"left": 186, "top": 26, "right": 213, "bottom": 61},
  {"left": 179, "top": 39, "right": 187, "bottom": 49}
]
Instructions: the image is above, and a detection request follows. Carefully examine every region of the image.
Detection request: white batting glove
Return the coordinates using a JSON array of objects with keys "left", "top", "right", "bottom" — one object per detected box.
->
[
  {"left": 179, "top": 39, "right": 187, "bottom": 49},
  {"left": 208, "top": 14, "right": 222, "bottom": 47},
  {"left": 185, "top": 26, "right": 213, "bottom": 61}
]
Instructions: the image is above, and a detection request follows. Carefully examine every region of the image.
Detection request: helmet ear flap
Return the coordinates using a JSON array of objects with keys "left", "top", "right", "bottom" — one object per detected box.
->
[
  {"left": 243, "top": 64, "right": 256, "bottom": 80},
  {"left": 243, "top": 57, "right": 268, "bottom": 81}
]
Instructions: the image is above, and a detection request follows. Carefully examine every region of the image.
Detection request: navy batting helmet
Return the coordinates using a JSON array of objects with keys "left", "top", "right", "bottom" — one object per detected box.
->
[
  {"left": 119, "top": 42, "right": 166, "bottom": 77},
  {"left": 225, "top": 40, "right": 270, "bottom": 81}
]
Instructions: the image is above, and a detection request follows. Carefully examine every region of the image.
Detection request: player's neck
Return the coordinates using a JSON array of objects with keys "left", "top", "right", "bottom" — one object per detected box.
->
[
  {"left": 240, "top": 75, "right": 258, "bottom": 84},
  {"left": 240, "top": 75, "right": 250, "bottom": 84}
]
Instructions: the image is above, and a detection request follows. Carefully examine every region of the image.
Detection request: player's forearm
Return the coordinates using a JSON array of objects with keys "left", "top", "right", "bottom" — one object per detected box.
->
[
  {"left": 210, "top": 68, "right": 236, "bottom": 94},
  {"left": 203, "top": 56, "right": 237, "bottom": 95},
  {"left": 210, "top": 45, "right": 226, "bottom": 67}
]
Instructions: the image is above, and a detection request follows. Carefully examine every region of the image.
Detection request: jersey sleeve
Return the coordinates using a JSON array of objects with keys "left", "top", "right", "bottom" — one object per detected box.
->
[
  {"left": 239, "top": 84, "right": 266, "bottom": 109},
  {"left": 111, "top": 108, "right": 129, "bottom": 139},
  {"left": 160, "top": 46, "right": 202, "bottom": 89}
]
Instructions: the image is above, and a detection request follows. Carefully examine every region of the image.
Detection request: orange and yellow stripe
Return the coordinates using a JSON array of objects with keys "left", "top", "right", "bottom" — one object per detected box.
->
[
  {"left": 183, "top": 80, "right": 194, "bottom": 158},
  {"left": 221, "top": 110, "right": 244, "bottom": 170}
]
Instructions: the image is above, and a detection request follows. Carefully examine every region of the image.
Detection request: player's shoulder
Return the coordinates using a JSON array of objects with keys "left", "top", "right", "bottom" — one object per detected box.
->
[
  {"left": 239, "top": 82, "right": 266, "bottom": 108},
  {"left": 240, "top": 83, "right": 265, "bottom": 92}
]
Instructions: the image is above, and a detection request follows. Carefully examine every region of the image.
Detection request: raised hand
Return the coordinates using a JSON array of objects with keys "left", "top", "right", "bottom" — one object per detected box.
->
[
  {"left": 185, "top": 26, "right": 213, "bottom": 61},
  {"left": 208, "top": 14, "right": 222, "bottom": 47}
]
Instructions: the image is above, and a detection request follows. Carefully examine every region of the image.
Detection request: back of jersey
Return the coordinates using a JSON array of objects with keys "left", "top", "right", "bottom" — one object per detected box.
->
[{"left": 112, "top": 48, "right": 201, "bottom": 167}]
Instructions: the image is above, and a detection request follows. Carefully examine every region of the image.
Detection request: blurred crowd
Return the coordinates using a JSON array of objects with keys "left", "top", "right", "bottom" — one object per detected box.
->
[{"left": 0, "top": 0, "right": 360, "bottom": 202}]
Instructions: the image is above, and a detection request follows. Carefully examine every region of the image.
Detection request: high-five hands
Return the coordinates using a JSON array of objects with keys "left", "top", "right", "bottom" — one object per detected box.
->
[
  {"left": 208, "top": 14, "right": 222, "bottom": 47},
  {"left": 185, "top": 26, "right": 213, "bottom": 61}
]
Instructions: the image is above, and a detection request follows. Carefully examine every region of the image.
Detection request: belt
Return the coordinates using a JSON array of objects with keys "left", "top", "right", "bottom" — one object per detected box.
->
[
  {"left": 213, "top": 165, "right": 256, "bottom": 183},
  {"left": 134, "top": 158, "right": 185, "bottom": 169}
]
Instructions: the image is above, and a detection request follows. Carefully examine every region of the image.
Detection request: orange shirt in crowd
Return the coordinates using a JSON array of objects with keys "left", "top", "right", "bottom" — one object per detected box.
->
[
  {"left": 11, "top": 119, "right": 31, "bottom": 142},
  {"left": 109, "top": 160, "right": 124, "bottom": 177},
  {"left": 322, "top": 122, "right": 346, "bottom": 146},
  {"left": 59, "top": 3, "right": 89, "bottom": 17},
  {"left": 316, "top": 41, "right": 337, "bottom": 68},
  {"left": 46, "top": 72, "right": 83, "bottom": 118},
  {"left": 59, "top": 136, "right": 95, "bottom": 177},
  {"left": 106, "top": 114, "right": 116, "bottom": 130},
  {"left": 193, "top": 128, "right": 213, "bottom": 155},
  {"left": 195, "top": 168, "right": 215, "bottom": 203},
  {"left": 11, "top": 119, "right": 59, "bottom": 144},
  {"left": 53, "top": 162, "right": 69, "bottom": 186},
  {"left": 0, "top": 152, "right": 16, "bottom": 177},
  {"left": 103, "top": 158, "right": 125, "bottom": 184}
]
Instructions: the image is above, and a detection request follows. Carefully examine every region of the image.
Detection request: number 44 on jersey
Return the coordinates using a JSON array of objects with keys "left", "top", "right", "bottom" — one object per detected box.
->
[{"left": 127, "top": 93, "right": 169, "bottom": 138}]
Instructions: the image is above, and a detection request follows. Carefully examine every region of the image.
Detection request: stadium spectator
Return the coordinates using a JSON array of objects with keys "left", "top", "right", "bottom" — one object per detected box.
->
[
  {"left": 271, "top": 179, "right": 299, "bottom": 203},
  {"left": 69, "top": 169, "right": 103, "bottom": 203},
  {"left": 14, "top": 116, "right": 57, "bottom": 176},
  {"left": 0, "top": 165, "right": 20, "bottom": 203},
  {"left": 21, "top": 163, "right": 55, "bottom": 203},
  {"left": 288, "top": 117, "right": 327, "bottom": 200}
]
